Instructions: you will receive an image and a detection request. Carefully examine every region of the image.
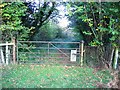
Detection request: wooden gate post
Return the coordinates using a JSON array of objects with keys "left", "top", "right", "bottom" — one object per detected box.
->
[
  {"left": 12, "top": 37, "right": 16, "bottom": 64},
  {"left": 80, "top": 40, "right": 84, "bottom": 66}
]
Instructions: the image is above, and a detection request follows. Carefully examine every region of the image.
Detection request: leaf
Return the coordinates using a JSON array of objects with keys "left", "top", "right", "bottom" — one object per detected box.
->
[
  {"left": 3, "top": 13, "right": 10, "bottom": 17},
  {"left": 109, "top": 36, "right": 116, "bottom": 41},
  {"left": 0, "top": 3, "right": 7, "bottom": 8},
  {"left": 83, "top": 31, "right": 92, "bottom": 35},
  {"left": 109, "top": 8, "right": 119, "bottom": 13}
]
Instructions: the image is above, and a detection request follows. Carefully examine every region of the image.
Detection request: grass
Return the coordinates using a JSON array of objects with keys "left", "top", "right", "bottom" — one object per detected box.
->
[{"left": 1, "top": 64, "right": 113, "bottom": 88}]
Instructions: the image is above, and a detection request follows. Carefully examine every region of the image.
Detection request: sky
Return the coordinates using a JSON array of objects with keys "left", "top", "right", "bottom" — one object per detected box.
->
[
  {"left": 26, "top": 0, "right": 70, "bottom": 28},
  {"left": 57, "top": 5, "right": 70, "bottom": 28},
  {"left": 58, "top": 17, "right": 69, "bottom": 28}
]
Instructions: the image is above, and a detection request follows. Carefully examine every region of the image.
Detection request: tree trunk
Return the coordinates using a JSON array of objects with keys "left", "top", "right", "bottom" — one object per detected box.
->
[{"left": 98, "top": 46, "right": 105, "bottom": 68}]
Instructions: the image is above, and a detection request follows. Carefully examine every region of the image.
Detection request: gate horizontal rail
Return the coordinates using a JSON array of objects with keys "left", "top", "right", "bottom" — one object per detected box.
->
[
  {"left": 0, "top": 43, "right": 14, "bottom": 46},
  {"left": 17, "top": 40, "right": 83, "bottom": 65},
  {"left": 18, "top": 47, "right": 80, "bottom": 50},
  {"left": 18, "top": 41, "right": 81, "bottom": 44}
]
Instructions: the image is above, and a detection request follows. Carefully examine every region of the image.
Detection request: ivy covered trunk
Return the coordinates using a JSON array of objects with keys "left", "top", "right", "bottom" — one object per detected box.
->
[
  {"left": 97, "top": 46, "right": 104, "bottom": 68},
  {"left": 103, "top": 46, "right": 119, "bottom": 69},
  {"left": 97, "top": 45, "right": 115, "bottom": 69}
]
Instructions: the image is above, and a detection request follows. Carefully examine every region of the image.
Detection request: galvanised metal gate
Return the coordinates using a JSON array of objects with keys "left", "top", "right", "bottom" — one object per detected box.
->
[{"left": 17, "top": 41, "right": 84, "bottom": 65}]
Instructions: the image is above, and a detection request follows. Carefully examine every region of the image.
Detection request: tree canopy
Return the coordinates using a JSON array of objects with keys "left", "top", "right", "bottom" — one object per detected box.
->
[
  {"left": 66, "top": 2, "right": 120, "bottom": 69},
  {"left": 0, "top": 2, "right": 28, "bottom": 41},
  {"left": 22, "top": 1, "right": 57, "bottom": 40},
  {"left": 0, "top": 1, "right": 58, "bottom": 41},
  {"left": 67, "top": 2, "right": 120, "bottom": 47}
]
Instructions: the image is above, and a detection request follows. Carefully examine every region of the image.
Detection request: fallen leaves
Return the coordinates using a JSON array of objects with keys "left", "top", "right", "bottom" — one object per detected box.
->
[
  {"left": 64, "top": 74, "right": 69, "bottom": 77},
  {"left": 2, "top": 65, "right": 113, "bottom": 88}
]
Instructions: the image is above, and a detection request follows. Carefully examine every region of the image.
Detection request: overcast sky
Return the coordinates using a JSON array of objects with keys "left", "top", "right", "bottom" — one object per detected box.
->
[
  {"left": 26, "top": 0, "right": 70, "bottom": 28},
  {"left": 57, "top": 4, "right": 70, "bottom": 28}
]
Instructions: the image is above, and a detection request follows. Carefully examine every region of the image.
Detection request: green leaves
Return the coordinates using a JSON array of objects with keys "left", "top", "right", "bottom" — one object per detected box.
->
[
  {"left": 98, "top": 27, "right": 109, "bottom": 32},
  {"left": 109, "top": 8, "right": 119, "bottom": 13},
  {"left": 83, "top": 31, "right": 92, "bottom": 35},
  {"left": 0, "top": 2, "right": 29, "bottom": 41},
  {"left": 68, "top": 2, "right": 120, "bottom": 46},
  {"left": 111, "top": 30, "right": 119, "bottom": 35},
  {"left": 109, "top": 36, "right": 116, "bottom": 41},
  {"left": 75, "top": 6, "right": 84, "bottom": 12},
  {"left": 3, "top": 13, "right": 10, "bottom": 17},
  {"left": 89, "top": 39, "right": 103, "bottom": 46},
  {"left": 66, "top": 3, "right": 72, "bottom": 16}
]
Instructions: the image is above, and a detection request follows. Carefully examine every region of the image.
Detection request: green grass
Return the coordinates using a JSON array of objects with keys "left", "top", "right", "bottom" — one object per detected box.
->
[{"left": 1, "top": 64, "right": 113, "bottom": 88}]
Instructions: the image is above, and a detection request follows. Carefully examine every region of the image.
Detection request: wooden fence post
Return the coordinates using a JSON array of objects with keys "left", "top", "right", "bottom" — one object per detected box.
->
[
  {"left": 113, "top": 47, "right": 119, "bottom": 69},
  {"left": 80, "top": 40, "right": 84, "bottom": 66},
  {"left": 0, "top": 47, "right": 5, "bottom": 64},
  {"left": 6, "top": 42, "right": 9, "bottom": 65},
  {"left": 12, "top": 37, "right": 16, "bottom": 64}
]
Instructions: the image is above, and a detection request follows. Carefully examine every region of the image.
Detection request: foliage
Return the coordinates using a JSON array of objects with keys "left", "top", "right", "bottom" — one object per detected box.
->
[
  {"left": 2, "top": 65, "right": 113, "bottom": 88},
  {"left": 67, "top": 2, "right": 120, "bottom": 69},
  {"left": 0, "top": 2, "right": 30, "bottom": 41},
  {"left": 0, "top": 1, "right": 59, "bottom": 41},
  {"left": 22, "top": 2, "right": 58, "bottom": 40},
  {"left": 67, "top": 2, "right": 120, "bottom": 46},
  {"left": 33, "top": 21, "right": 62, "bottom": 41}
]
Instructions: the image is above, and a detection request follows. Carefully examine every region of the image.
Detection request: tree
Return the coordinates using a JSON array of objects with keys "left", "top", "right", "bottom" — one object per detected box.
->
[
  {"left": 0, "top": 2, "right": 29, "bottom": 41},
  {"left": 67, "top": 2, "right": 120, "bottom": 68},
  {"left": 33, "top": 20, "right": 63, "bottom": 41},
  {"left": 0, "top": 1, "right": 59, "bottom": 41},
  {"left": 22, "top": 1, "right": 57, "bottom": 40}
]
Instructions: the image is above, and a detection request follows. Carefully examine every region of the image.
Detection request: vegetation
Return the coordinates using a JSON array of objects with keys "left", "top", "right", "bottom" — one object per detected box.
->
[
  {"left": 0, "top": 2, "right": 59, "bottom": 41},
  {"left": 2, "top": 65, "right": 113, "bottom": 88},
  {"left": 33, "top": 21, "right": 63, "bottom": 41},
  {"left": 0, "top": 2, "right": 29, "bottom": 41},
  {"left": 67, "top": 2, "right": 120, "bottom": 69},
  {"left": 0, "top": 1, "right": 119, "bottom": 89},
  {"left": 22, "top": 2, "right": 58, "bottom": 40},
  {"left": 67, "top": 2, "right": 120, "bottom": 46}
]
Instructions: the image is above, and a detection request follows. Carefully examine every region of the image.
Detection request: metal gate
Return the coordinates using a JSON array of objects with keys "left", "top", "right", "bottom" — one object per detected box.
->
[{"left": 17, "top": 41, "right": 83, "bottom": 65}]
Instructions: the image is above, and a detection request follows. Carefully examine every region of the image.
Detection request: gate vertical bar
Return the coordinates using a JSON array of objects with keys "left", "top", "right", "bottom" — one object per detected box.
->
[
  {"left": 80, "top": 40, "right": 84, "bottom": 66},
  {"left": 6, "top": 42, "right": 8, "bottom": 65}
]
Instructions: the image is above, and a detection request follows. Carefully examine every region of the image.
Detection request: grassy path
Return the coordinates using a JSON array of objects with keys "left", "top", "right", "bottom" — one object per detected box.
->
[{"left": 1, "top": 64, "right": 113, "bottom": 88}]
